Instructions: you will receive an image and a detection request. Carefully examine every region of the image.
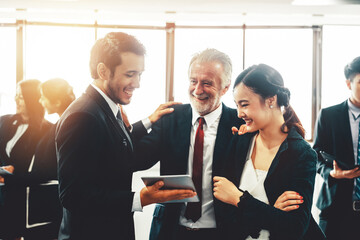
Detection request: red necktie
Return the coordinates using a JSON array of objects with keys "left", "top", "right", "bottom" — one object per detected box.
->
[{"left": 185, "top": 117, "right": 205, "bottom": 222}]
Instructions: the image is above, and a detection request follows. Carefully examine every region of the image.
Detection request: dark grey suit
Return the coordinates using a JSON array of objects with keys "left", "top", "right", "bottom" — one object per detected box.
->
[
  {"left": 313, "top": 100, "right": 360, "bottom": 239},
  {"left": 56, "top": 85, "right": 146, "bottom": 240},
  {"left": 132, "top": 103, "right": 243, "bottom": 240}
]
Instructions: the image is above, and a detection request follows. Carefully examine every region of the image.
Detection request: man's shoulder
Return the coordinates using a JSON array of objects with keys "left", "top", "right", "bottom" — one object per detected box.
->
[
  {"left": 58, "top": 93, "right": 102, "bottom": 129},
  {"left": 172, "top": 103, "right": 191, "bottom": 112},
  {"left": 321, "top": 100, "right": 347, "bottom": 114}
]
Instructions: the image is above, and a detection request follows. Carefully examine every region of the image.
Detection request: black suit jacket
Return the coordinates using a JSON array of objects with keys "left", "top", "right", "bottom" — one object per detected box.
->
[
  {"left": 56, "top": 85, "right": 146, "bottom": 240},
  {"left": 132, "top": 103, "right": 243, "bottom": 240},
  {"left": 0, "top": 114, "right": 52, "bottom": 237},
  {"left": 313, "top": 100, "right": 356, "bottom": 215},
  {"left": 220, "top": 128, "right": 323, "bottom": 240}
]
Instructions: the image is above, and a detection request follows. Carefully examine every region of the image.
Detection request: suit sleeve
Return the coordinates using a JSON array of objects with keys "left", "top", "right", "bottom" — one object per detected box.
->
[
  {"left": 132, "top": 117, "right": 163, "bottom": 172},
  {"left": 313, "top": 109, "right": 337, "bottom": 187},
  {"left": 131, "top": 120, "right": 147, "bottom": 140},
  {"left": 56, "top": 112, "right": 134, "bottom": 217},
  {"left": 233, "top": 147, "right": 317, "bottom": 239}
]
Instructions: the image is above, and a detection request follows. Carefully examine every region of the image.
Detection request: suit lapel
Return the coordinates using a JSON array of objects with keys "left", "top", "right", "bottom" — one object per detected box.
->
[
  {"left": 338, "top": 101, "right": 355, "bottom": 164},
  {"left": 213, "top": 104, "right": 233, "bottom": 176},
  {"left": 234, "top": 134, "right": 253, "bottom": 185},
  {"left": 177, "top": 105, "right": 192, "bottom": 173},
  {"left": 85, "top": 85, "right": 131, "bottom": 148}
]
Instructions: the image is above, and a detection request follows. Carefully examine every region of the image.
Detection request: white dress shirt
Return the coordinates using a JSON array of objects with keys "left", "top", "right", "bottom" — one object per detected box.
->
[
  {"left": 347, "top": 99, "right": 360, "bottom": 162},
  {"left": 6, "top": 121, "right": 28, "bottom": 157},
  {"left": 91, "top": 84, "right": 142, "bottom": 212},
  {"left": 179, "top": 103, "right": 223, "bottom": 229},
  {"left": 239, "top": 135, "right": 270, "bottom": 240}
]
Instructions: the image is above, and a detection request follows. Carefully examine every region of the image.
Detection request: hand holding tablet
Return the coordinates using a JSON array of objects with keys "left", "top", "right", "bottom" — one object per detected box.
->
[{"left": 141, "top": 175, "right": 199, "bottom": 203}]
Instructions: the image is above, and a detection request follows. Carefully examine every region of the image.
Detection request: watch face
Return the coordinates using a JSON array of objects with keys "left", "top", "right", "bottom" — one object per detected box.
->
[{"left": 353, "top": 201, "right": 360, "bottom": 211}]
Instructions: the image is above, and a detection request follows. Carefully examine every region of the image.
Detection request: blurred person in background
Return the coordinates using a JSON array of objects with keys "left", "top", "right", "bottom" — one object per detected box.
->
[
  {"left": 0, "top": 79, "right": 52, "bottom": 240},
  {"left": 313, "top": 56, "right": 360, "bottom": 240}
]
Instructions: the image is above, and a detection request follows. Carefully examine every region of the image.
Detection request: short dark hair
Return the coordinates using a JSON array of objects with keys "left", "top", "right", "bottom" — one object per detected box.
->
[
  {"left": 344, "top": 56, "right": 360, "bottom": 81},
  {"left": 89, "top": 32, "right": 146, "bottom": 79}
]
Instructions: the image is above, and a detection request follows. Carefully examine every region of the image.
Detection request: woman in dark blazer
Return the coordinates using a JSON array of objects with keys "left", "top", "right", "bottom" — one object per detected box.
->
[
  {"left": 213, "top": 64, "right": 325, "bottom": 240},
  {"left": 0, "top": 78, "right": 75, "bottom": 240},
  {"left": 0, "top": 79, "right": 52, "bottom": 239}
]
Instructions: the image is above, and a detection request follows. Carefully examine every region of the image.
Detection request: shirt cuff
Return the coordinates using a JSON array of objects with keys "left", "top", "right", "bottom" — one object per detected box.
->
[
  {"left": 132, "top": 191, "right": 143, "bottom": 212},
  {"left": 142, "top": 118, "right": 152, "bottom": 130}
]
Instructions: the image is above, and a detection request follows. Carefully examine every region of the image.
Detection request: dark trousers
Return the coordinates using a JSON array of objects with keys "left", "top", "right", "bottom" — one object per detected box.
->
[
  {"left": 319, "top": 207, "right": 360, "bottom": 240},
  {"left": 175, "top": 225, "right": 220, "bottom": 240}
]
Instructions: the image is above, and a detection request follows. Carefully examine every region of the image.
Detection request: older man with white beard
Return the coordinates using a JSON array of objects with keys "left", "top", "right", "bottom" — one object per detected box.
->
[{"left": 133, "top": 48, "right": 244, "bottom": 240}]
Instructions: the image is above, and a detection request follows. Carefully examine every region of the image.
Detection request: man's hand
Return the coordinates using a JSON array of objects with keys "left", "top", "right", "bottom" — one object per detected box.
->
[
  {"left": 0, "top": 165, "right": 15, "bottom": 183},
  {"left": 274, "top": 191, "right": 303, "bottom": 211},
  {"left": 232, "top": 124, "right": 248, "bottom": 135},
  {"left": 213, "top": 176, "right": 242, "bottom": 207},
  {"left": 140, "top": 181, "right": 196, "bottom": 207},
  {"left": 330, "top": 160, "right": 360, "bottom": 179},
  {"left": 148, "top": 102, "right": 181, "bottom": 124}
]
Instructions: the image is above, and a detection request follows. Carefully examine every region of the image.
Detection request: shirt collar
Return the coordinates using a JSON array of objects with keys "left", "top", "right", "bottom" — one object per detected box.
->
[
  {"left": 347, "top": 98, "right": 360, "bottom": 120},
  {"left": 191, "top": 103, "right": 223, "bottom": 127},
  {"left": 91, "top": 83, "right": 119, "bottom": 117}
]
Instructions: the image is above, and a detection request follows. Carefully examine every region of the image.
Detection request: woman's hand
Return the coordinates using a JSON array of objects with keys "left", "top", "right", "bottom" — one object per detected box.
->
[
  {"left": 213, "top": 176, "right": 242, "bottom": 206},
  {"left": 274, "top": 191, "right": 303, "bottom": 211},
  {"left": 232, "top": 124, "right": 248, "bottom": 135}
]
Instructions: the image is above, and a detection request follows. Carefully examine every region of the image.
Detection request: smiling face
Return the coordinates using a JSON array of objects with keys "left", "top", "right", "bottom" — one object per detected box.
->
[
  {"left": 188, "top": 61, "right": 228, "bottom": 116},
  {"left": 102, "top": 52, "right": 145, "bottom": 105},
  {"left": 233, "top": 83, "right": 273, "bottom": 133}
]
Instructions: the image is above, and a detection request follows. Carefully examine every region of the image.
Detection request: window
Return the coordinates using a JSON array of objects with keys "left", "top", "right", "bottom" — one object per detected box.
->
[
  {"left": 173, "top": 28, "right": 244, "bottom": 109},
  {"left": 0, "top": 27, "right": 16, "bottom": 116},
  {"left": 244, "top": 28, "right": 313, "bottom": 139},
  {"left": 321, "top": 25, "right": 360, "bottom": 108},
  {"left": 24, "top": 25, "right": 95, "bottom": 121}
]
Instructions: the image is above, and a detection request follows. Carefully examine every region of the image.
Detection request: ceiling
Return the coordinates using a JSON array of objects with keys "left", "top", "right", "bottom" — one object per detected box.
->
[{"left": 0, "top": 0, "right": 360, "bottom": 25}]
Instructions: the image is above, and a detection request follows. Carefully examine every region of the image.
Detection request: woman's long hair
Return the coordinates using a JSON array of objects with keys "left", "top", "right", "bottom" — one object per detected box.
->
[
  {"left": 18, "top": 79, "right": 45, "bottom": 128},
  {"left": 234, "top": 64, "right": 305, "bottom": 138}
]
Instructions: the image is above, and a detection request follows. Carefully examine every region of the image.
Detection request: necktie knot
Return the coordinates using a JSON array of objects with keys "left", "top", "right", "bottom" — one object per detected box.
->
[{"left": 198, "top": 117, "right": 205, "bottom": 129}]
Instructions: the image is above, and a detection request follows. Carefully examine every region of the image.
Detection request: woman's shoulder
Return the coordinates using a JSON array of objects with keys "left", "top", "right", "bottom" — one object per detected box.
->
[
  {"left": 0, "top": 114, "right": 17, "bottom": 127},
  {"left": 286, "top": 128, "right": 317, "bottom": 159}
]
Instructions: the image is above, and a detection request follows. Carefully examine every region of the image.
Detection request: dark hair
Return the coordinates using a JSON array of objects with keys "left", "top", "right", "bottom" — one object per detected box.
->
[
  {"left": 18, "top": 79, "right": 45, "bottom": 127},
  {"left": 234, "top": 64, "right": 305, "bottom": 138},
  {"left": 344, "top": 56, "right": 360, "bottom": 81},
  {"left": 40, "top": 78, "right": 75, "bottom": 113},
  {"left": 89, "top": 32, "right": 146, "bottom": 79}
]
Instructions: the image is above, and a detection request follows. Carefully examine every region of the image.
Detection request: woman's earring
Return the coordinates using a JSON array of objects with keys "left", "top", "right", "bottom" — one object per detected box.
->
[{"left": 269, "top": 105, "right": 273, "bottom": 109}]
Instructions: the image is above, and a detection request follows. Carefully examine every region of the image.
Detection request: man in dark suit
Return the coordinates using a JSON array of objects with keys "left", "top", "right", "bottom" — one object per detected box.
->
[
  {"left": 313, "top": 56, "right": 360, "bottom": 240},
  {"left": 55, "top": 32, "right": 195, "bottom": 240},
  {"left": 133, "top": 49, "right": 244, "bottom": 240}
]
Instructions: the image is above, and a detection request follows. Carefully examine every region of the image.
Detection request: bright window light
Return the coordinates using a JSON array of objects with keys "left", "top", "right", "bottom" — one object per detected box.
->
[
  {"left": 322, "top": 25, "right": 360, "bottom": 109},
  {"left": 245, "top": 28, "right": 313, "bottom": 139},
  {"left": 174, "top": 28, "right": 244, "bottom": 109},
  {"left": 0, "top": 27, "right": 16, "bottom": 116}
]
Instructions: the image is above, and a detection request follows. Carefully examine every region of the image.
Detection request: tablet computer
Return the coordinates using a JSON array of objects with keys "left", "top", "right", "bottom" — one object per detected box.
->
[
  {"left": 319, "top": 151, "right": 359, "bottom": 170},
  {"left": 141, "top": 175, "right": 200, "bottom": 203}
]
